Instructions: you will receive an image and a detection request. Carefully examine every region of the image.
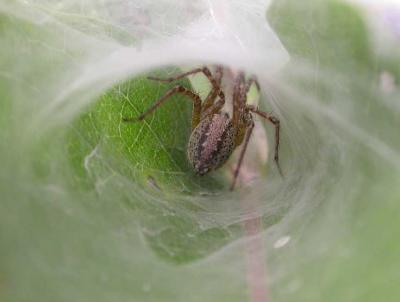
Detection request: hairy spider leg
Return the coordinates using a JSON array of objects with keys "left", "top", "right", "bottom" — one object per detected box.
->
[
  {"left": 232, "top": 72, "right": 245, "bottom": 129},
  {"left": 232, "top": 75, "right": 260, "bottom": 145},
  {"left": 232, "top": 72, "right": 250, "bottom": 147},
  {"left": 200, "top": 98, "right": 225, "bottom": 120},
  {"left": 123, "top": 85, "right": 202, "bottom": 130},
  {"left": 230, "top": 119, "right": 255, "bottom": 191},
  {"left": 148, "top": 66, "right": 224, "bottom": 112},
  {"left": 244, "top": 76, "right": 261, "bottom": 93},
  {"left": 147, "top": 67, "right": 209, "bottom": 83},
  {"left": 244, "top": 77, "right": 283, "bottom": 176},
  {"left": 201, "top": 66, "right": 224, "bottom": 112},
  {"left": 247, "top": 106, "right": 283, "bottom": 177}
]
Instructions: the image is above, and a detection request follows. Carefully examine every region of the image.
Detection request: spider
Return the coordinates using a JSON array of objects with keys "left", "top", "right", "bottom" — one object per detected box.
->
[{"left": 123, "top": 66, "right": 282, "bottom": 190}]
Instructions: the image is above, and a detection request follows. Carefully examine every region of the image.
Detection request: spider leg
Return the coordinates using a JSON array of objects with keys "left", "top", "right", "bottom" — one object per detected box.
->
[
  {"left": 202, "top": 66, "right": 225, "bottom": 112},
  {"left": 244, "top": 76, "right": 260, "bottom": 94},
  {"left": 247, "top": 106, "right": 283, "bottom": 177},
  {"left": 147, "top": 67, "right": 212, "bottom": 83},
  {"left": 200, "top": 97, "right": 225, "bottom": 119},
  {"left": 232, "top": 72, "right": 246, "bottom": 129},
  {"left": 148, "top": 66, "right": 222, "bottom": 94},
  {"left": 123, "top": 85, "right": 202, "bottom": 130},
  {"left": 246, "top": 76, "right": 280, "bottom": 111},
  {"left": 148, "top": 66, "right": 224, "bottom": 118},
  {"left": 230, "top": 120, "right": 255, "bottom": 191},
  {"left": 147, "top": 67, "right": 208, "bottom": 83}
]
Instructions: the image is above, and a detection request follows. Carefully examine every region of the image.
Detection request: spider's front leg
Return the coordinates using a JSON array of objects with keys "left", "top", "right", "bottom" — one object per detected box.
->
[
  {"left": 147, "top": 66, "right": 224, "bottom": 121},
  {"left": 247, "top": 105, "right": 283, "bottom": 177},
  {"left": 230, "top": 117, "right": 255, "bottom": 191},
  {"left": 123, "top": 85, "right": 203, "bottom": 130},
  {"left": 201, "top": 66, "right": 224, "bottom": 112},
  {"left": 244, "top": 76, "right": 261, "bottom": 93},
  {"left": 147, "top": 67, "right": 210, "bottom": 83},
  {"left": 200, "top": 95, "right": 225, "bottom": 120}
]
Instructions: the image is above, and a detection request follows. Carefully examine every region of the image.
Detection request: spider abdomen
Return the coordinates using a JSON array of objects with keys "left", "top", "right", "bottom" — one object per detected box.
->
[{"left": 187, "top": 113, "right": 236, "bottom": 175}]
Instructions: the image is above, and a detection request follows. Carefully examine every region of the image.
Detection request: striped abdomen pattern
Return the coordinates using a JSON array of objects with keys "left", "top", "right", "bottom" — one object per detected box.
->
[{"left": 187, "top": 113, "right": 236, "bottom": 175}]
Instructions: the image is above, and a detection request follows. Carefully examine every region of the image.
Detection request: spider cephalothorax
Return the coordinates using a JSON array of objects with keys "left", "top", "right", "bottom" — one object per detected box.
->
[{"left": 123, "top": 66, "right": 282, "bottom": 190}]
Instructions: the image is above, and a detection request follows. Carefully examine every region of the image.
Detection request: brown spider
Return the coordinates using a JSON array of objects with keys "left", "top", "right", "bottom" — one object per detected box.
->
[{"left": 123, "top": 66, "right": 282, "bottom": 190}]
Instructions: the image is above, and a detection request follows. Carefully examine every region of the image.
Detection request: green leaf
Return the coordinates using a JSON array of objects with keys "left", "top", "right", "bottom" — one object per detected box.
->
[
  {"left": 67, "top": 70, "right": 229, "bottom": 192},
  {"left": 264, "top": 1, "right": 400, "bottom": 302},
  {"left": 268, "top": 0, "right": 373, "bottom": 71}
]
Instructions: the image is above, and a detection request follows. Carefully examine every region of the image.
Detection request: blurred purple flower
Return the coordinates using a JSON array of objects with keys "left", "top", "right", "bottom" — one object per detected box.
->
[{"left": 384, "top": 7, "right": 400, "bottom": 37}]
